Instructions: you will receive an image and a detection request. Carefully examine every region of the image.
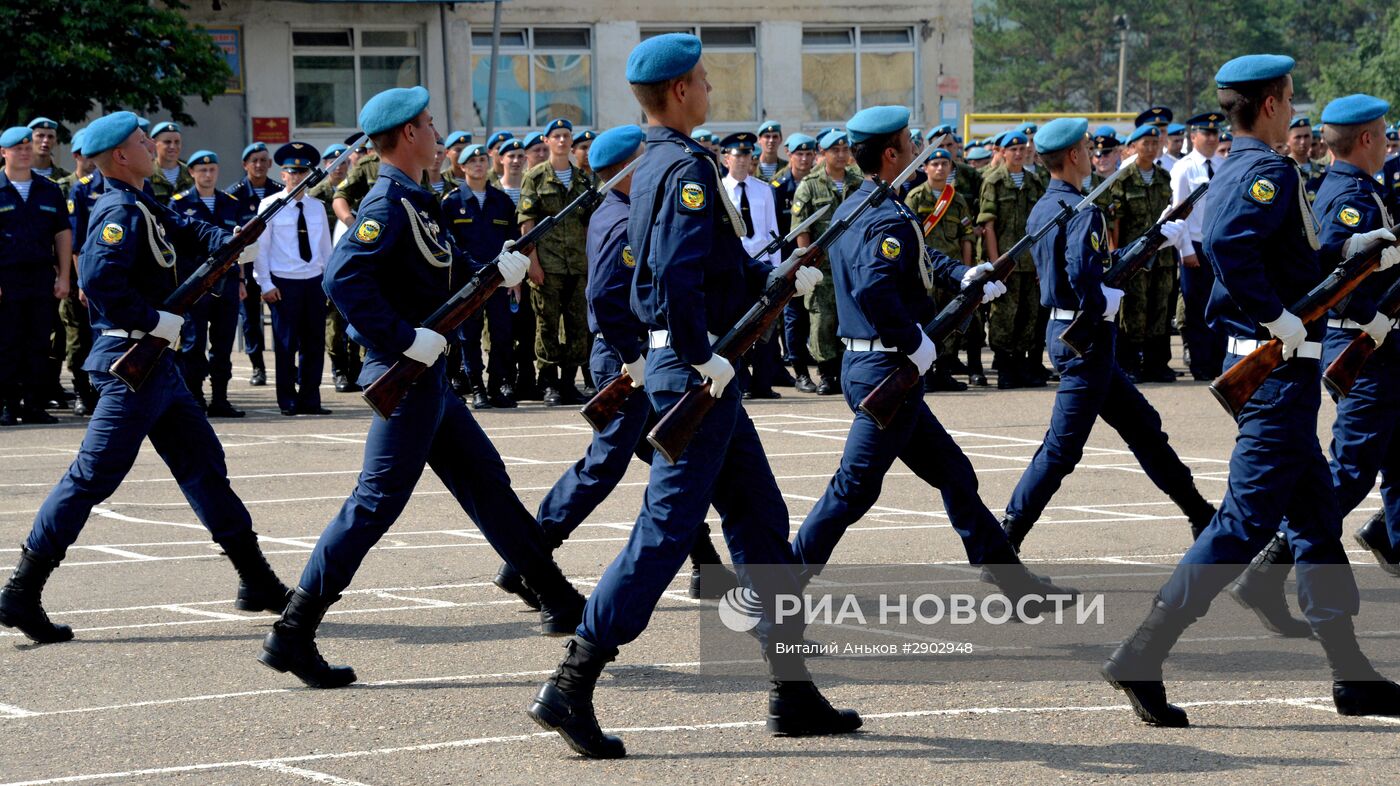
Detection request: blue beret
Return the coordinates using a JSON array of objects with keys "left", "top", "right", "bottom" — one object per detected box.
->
[
  {"left": 458, "top": 144, "right": 487, "bottom": 164},
  {"left": 1185, "top": 112, "right": 1224, "bottom": 129},
  {"left": 150, "top": 121, "right": 181, "bottom": 138},
  {"left": 187, "top": 149, "right": 218, "bottom": 167},
  {"left": 1093, "top": 133, "right": 1120, "bottom": 152},
  {"left": 443, "top": 131, "right": 471, "bottom": 148},
  {"left": 1215, "top": 54, "right": 1294, "bottom": 88},
  {"left": 1093, "top": 124, "right": 1117, "bottom": 138},
  {"left": 241, "top": 142, "right": 268, "bottom": 161},
  {"left": 1002, "top": 131, "right": 1029, "bottom": 147},
  {"left": 1321, "top": 94, "right": 1391, "bottom": 126},
  {"left": 721, "top": 132, "right": 757, "bottom": 152},
  {"left": 572, "top": 129, "right": 596, "bottom": 146},
  {"left": 321, "top": 143, "right": 348, "bottom": 160},
  {"left": 817, "top": 127, "right": 838, "bottom": 141},
  {"left": 1388, "top": 128, "right": 1400, "bottom": 141},
  {"left": 344, "top": 132, "right": 368, "bottom": 148},
  {"left": 909, "top": 128, "right": 922, "bottom": 141},
  {"left": 358, "top": 85, "right": 430, "bottom": 137},
  {"left": 847, "top": 105, "right": 910, "bottom": 142},
  {"left": 1135, "top": 106, "right": 1172, "bottom": 127},
  {"left": 1289, "top": 115, "right": 1311, "bottom": 129},
  {"left": 1127, "top": 124, "right": 1160, "bottom": 144},
  {"left": 70, "top": 129, "right": 87, "bottom": 156},
  {"left": 927, "top": 148, "right": 952, "bottom": 161},
  {"left": 1220, "top": 131, "right": 1233, "bottom": 142},
  {"left": 964, "top": 140, "right": 984, "bottom": 151},
  {"left": 927, "top": 124, "right": 955, "bottom": 141},
  {"left": 785, "top": 133, "right": 817, "bottom": 152},
  {"left": 1016, "top": 121, "right": 1038, "bottom": 134},
  {"left": 486, "top": 130, "right": 514, "bottom": 149},
  {"left": 757, "top": 120, "right": 781, "bottom": 136},
  {"left": 818, "top": 130, "right": 848, "bottom": 150},
  {"left": 953, "top": 133, "right": 963, "bottom": 143},
  {"left": 692, "top": 128, "right": 713, "bottom": 142},
  {"left": 26, "top": 117, "right": 58, "bottom": 130},
  {"left": 626, "top": 32, "right": 702, "bottom": 84},
  {"left": 0, "top": 127, "right": 32, "bottom": 148},
  {"left": 1034, "top": 117, "right": 1089, "bottom": 154},
  {"left": 966, "top": 146, "right": 992, "bottom": 161},
  {"left": 588, "top": 124, "right": 644, "bottom": 170},
  {"left": 522, "top": 132, "right": 545, "bottom": 150},
  {"left": 274, "top": 141, "right": 319, "bottom": 170},
  {"left": 81, "top": 112, "right": 140, "bottom": 157},
  {"left": 544, "top": 118, "right": 573, "bottom": 135},
  {"left": 136, "top": 117, "right": 151, "bottom": 133},
  {"left": 1166, "top": 123, "right": 1186, "bottom": 135},
  {"left": 498, "top": 138, "right": 524, "bottom": 154}
]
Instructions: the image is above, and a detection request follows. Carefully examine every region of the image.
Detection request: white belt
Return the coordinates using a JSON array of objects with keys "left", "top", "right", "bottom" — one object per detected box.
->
[
  {"left": 1327, "top": 318, "right": 1366, "bottom": 331},
  {"left": 101, "top": 329, "right": 147, "bottom": 340},
  {"left": 648, "top": 330, "right": 718, "bottom": 349},
  {"left": 1227, "top": 336, "right": 1322, "bottom": 359},
  {"left": 841, "top": 337, "right": 898, "bottom": 352},
  {"left": 1050, "top": 308, "right": 1081, "bottom": 321}
]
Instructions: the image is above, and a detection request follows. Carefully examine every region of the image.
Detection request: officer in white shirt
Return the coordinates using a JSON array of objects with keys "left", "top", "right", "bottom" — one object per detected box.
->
[
  {"left": 254, "top": 142, "right": 334, "bottom": 416},
  {"left": 720, "top": 131, "right": 783, "bottom": 396},
  {"left": 1168, "top": 112, "right": 1227, "bottom": 380}
]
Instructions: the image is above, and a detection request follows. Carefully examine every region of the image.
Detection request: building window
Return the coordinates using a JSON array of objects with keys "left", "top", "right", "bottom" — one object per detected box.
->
[
  {"left": 801, "top": 26, "right": 917, "bottom": 125},
  {"left": 640, "top": 27, "right": 757, "bottom": 125},
  {"left": 470, "top": 28, "right": 593, "bottom": 129},
  {"left": 292, "top": 28, "right": 422, "bottom": 131}
]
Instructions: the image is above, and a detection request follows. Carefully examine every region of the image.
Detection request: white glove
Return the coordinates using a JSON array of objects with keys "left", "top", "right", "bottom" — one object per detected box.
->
[
  {"left": 1359, "top": 312, "right": 1394, "bottom": 348},
  {"left": 793, "top": 266, "right": 823, "bottom": 298},
  {"left": 150, "top": 310, "right": 184, "bottom": 345},
  {"left": 1344, "top": 228, "right": 1398, "bottom": 267},
  {"left": 981, "top": 279, "right": 1008, "bottom": 303},
  {"left": 1158, "top": 219, "right": 1187, "bottom": 246},
  {"left": 960, "top": 261, "right": 995, "bottom": 291},
  {"left": 691, "top": 354, "right": 735, "bottom": 399},
  {"left": 623, "top": 355, "right": 646, "bottom": 389},
  {"left": 1101, "top": 285, "right": 1124, "bottom": 320},
  {"left": 403, "top": 327, "right": 448, "bottom": 366},
  {"left": 1262, "top": 310, "right": 1308, "bottom": 358},
  {"left": 907, "top": 332, "right": 937, "bottom": 375},
  {"left": 495, "top": 242, "right": 530, "bottom": 288}
]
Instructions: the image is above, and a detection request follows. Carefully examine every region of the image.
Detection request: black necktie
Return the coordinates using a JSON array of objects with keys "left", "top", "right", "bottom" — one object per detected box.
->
[
  {"left": 1205, "top": 159, "right": 1214, "bottom": 180},
  {"left": 296, "top": 201, "right": 312, "bottom": 262},
  {"left": 738, "top": 181, "right": 753, "bottom": 239}
]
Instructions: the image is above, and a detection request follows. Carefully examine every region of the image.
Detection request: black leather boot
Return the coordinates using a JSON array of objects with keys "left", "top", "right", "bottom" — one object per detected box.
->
[
  {"left": 1354, "top": 512, "right": 1400, "bottom": 577},
  {"left": 558, "top": 365, "right": 586, "bottom": 405},
  {"left": 527, "top": 636, "right": 626, "bottom": 758},
  {"left": 72, "top": 376, "right": 96, "bottom": 418},
  {"left": 493, "top": 560, "right": 542, "bottom": 611},
  {"left": 1000, "top": 515, "right": 1034, "bottom": 554},
  {"left": 978, "top": 550, "right": 1080, "bottom": 618},
  {"left": 687, "top": 525, "right": 739, "bottom": 600},
  {"left": 206, "top": 380, "right": 245, "bottom": 418},
  {"left": 0, "top": 546, "right": 74, "bottom": 643},
  {"left": 518, "top": 550, "right": 586, "bottom": 637},
  {"left": 765, "top": 648, "right": 862, "bottom": 736},
  {"left": 1169, "top": 485, "right": 1216, "bottom": 540},
  {"left": 1101, "top": 596, "right": 1194, "bottom": 727},
  {"left": 258, "top": 587, "right": 357, "bottom": 688},
  {"left": 216, "top": 532, "right": 290, "bottom": 612},
  {"left": 1227, "top": 532, "right": 1313, "bottom": 638},
  {"left": 1313, "top": 615, "right": 1400, "bottom": 717},
  {"left": 249, "top": 353, "right": 267, "bottom": 386}
]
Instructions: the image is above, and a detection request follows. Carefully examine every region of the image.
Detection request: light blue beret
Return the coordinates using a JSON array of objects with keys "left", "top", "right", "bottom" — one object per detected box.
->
[
  {"left": 818, "top": 130, "right": 848, "bottom": 150},
  {"left": 926, "top": 124, "right": 955, "bottom": 141},
  {"left": 1166, "top": 123, "right": 1186, "bottom": 135},
  {"left": 588, "top": 124, "right": 644, "bottom": 170},
  {"left": 1016, "top": 121, "right": 1038, "bottom": 134},
  {"left": 847, "top": 105, "right": 910, "bottom": 142},
  {"left": 572, "top": 129, "right": 596, "bottom": 147},
  {"left": 1215, "top": 54, "right": 1294, "bottom": 88},
  {"left": 1289, "top": 115, "right": 1311, "bottom": 129},
  {"left": 927, "top": 148, "right": 952, "bottom": 161},
  {"left": 692, "top": 128, "right": 713, "bottom": 142},
  {"left": 358, "top": 85, "right": 430, "bottom": 137},
  {"left": 626, "top": 33, "right": 702, "bottom": 84},
  {"left": 966, "top": 146, "right": 992, "bottom": 161},
  {"left": 1321, "top": 94, "right": 1390, "bottom": 126},
  {"left": 321, "top": 143, "right": 348, "bottom": 160},
  {"left": 1093, "top": 124, "right": 1117, "bottom": 138},
  {"left": 186, "top": 149, "right": 218, "bottom": 167},
  {"left": 0, "top": 127, "right": 32, "bottom": 148},
  {"left": 274, "top": 141, "right": 319, "bottom": 170},
  {"left": 757, "top": 120, "right": 781, "bottom": 136},
  {"left": 486, "top": 130, "right": 514, "bottom": 149},
  {"left": 522, "top": 132, "right": 544, "bottom": 150},
  {"left": 80, "top": 112, "right": 140, "bottom": 156},
  {"left": 458, "top": 144, "right": 487, "bottom": 164},
  {"left": 1034, "top": 117, "right": 1089, "bottom": 154},
  {"left": 136, "top": 117, "right": 151, "bottom": 133},
  {"left": 443, "top": 130, "right": 472, "bottom": 148},
  {"left": 1220, "top": 131, "right": 1234, "bottom": 142},
  {"left": 498, "top": 138, "right": 524, "bottom": 154},
  {"left": 909, "top": 127, "right": 921, "bottom": 141},
  {"left": 544, "top": 118, "right": 573, "bottom": 135},
  {"left": 1127, "top": 124, "right": 1160, "bottom": 145},
  {"left": 965, "top": 140, "right": 984, "bottom": 151},
  {"left": 70, "top": 129, "right": 87, "bottom": 156},
  {"left": 26, "top": 117, "right": 58, "bottom": 130},
  {"left": 241, "top": 142, "right": 268, "bottom": 161},
  {"left": 150, "top": 121, "right": 181, "bottom": 138},
  {"left": 1001, "top": 131, "right": 1029, "bottom": 147},
  {"left": 785, "top": 133, "right": 817, "bottom": 152}
]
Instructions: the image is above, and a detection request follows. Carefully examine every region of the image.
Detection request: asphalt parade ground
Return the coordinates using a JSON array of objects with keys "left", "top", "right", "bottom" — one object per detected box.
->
[{"left": 3, "top": 344, "right": 1398, "bottom": 785}]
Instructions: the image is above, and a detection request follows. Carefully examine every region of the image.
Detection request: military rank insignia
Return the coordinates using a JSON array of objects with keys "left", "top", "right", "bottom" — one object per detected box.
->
[
  {"left": 1338, "top": 206, "right": 1362, "bottom": 228},
  {"left": 621, "top": 245, "right": 636, "bottom": 268},
  {"left": 353, "top": 218, "right": 383, "bottom": 244},
  {"left": 99, "top": 222, "right": 124, "bottom": 245},
  {"left": 679, "top": 181, "right": 706, "bottom": 211},
  {"left": 879, "top": 237, "right": 902, "bottom": 260},
  {"left": 1246, "top": 177, "right": 1277, "bottom": 205}
]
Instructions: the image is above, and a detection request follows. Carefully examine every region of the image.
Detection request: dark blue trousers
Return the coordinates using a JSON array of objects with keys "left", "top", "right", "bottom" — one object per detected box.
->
[
  {"left": 27, "top": 339, "right": 253, "bottom": 558},
  {"left": 1006, "top": 319, "right": 1197, "bottom": 525},
  {"left": 1324, "top": 327, "right": 1400, "bottom": 548},
  {"left": 792, "top": 351, "right": 1013, "bottom": 571},
  {"left": 267, "top": 275, "right": 326, "bottom": 412},
  {"left": 460, "top": 288, "right": 512, "bottom": 382},
  {"left": 1180, "top": 243, "right": 1226, "bottom": 378},
  {"left": 179, "top": 274, "right": 240, "bottom": 391},
  {"left": 298, "top": 355, "right": 551, "bottom": 597},
  {"left": 536, "top": 337, "right": 655, "bottom": 539},
  {"left": 238, "top": 262, "right": 264, "bottom": 357},
  {"left": 579, "top": 346, "right": 799, "bottom": 650},
  {"left": 1157, "top": 354, "right": 1358, "bottom": 624},
  {"left": 783, "top": 300, "right": 812, "bottom": 367}
]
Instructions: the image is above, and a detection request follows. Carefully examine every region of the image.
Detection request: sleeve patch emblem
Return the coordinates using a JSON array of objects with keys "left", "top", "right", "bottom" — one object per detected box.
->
[
  {"left": 790, "top": 200, "right": 804, "bottom": 213},
  {"left": 879, "top": 236, "right": 902, "bottom": 260},
  {"left": 621, "top": 245, "right": 636, "bottom": 268},
  {"left": 520, "top": 197, "right": 534, "bottom": 212},
  {"left": 353, "top": 218, "right": 383, "bottom": 244},
  {"left": 99, "top": 222, "right": 124, "bottom": 245},
  {"left": 1246, "top": 177, "right": 1277, "bottom": 205},
  {"left": 1338, "top": 206, "right": 1362, "bottom": 227},
  {"left": 679, "top": 181, "right": 706, "bottom": 210},
  {"left": 1090, "top": 231, "right": 1102, "bottom": 252}
]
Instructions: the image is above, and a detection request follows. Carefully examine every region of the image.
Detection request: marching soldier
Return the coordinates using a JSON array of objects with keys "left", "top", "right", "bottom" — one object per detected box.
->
[
  {"left": 793, "top": 129, "right": 862, "bottom": 394},
  {"left": 772, "top": 133, "right": 819, "bottom": 392},
  {"left": 0, "top": 112, "right": 287, "bottom": 643},
  {"left": 1111, "top": 124, "right": 1181, "bottom": 382},
  {"left": 519, "top": 117, "right": 596, "bottom": 406},
  {"left": 170, "top": 150, "right": 245, "bottom": 418},
  {"left": 256, "top": 87, "right": 578, "bottom": 689},
  {"left": 1103, "top": 55, "right": 1400, "bottom": 728},
  {"left": 1170, "top": 112, "right": 1228, "bottom": 381},
  {"left": 228, "top": 142, "right": 282, "bottom": 387},
  {"left": 978, "top": 129, "right": 1046, "bottom": 388},
  {"left": 148, "top": 122, "right": 193, "bottom": 204},
  {"left": 26, "top": 118, "right": 69, "bottom": 181},
  {"left": 526, "top": 34, "right": 856, "bottom": 759}
]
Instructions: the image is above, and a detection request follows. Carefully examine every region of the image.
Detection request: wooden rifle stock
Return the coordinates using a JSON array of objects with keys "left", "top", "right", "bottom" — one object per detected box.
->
[{"left": 1321, "top": 276, "right": 1400, "bottom": 397}]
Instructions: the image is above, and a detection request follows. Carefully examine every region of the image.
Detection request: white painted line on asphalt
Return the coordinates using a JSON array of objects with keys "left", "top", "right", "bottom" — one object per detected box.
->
[
  {"left": 0, "top": 702, "right": 36, "bottom": 718},
  {"left": 91, "top": 507, "right": 205, "bottom": 531},
  {"left": 1291, "top": 698, "right": 1400, "bottom": 725},
  {"left": 249, "top": 763, "right": 376, "bottom": 785},
  {"left": 81, "top": 545, "right": 158, "bottom": 561},
  {"left": 159, "top": 605, "right": 252, "bottom": 622},
  {"left": 372, "top": 593, "right": 457, "bottom": 608}
]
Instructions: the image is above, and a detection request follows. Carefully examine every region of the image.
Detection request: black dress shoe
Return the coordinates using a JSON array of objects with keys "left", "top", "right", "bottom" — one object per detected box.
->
[
  {"left": 280, "top": 408, "right": 298, "bottom": 416},
  {"left": 794, "top": 374, "right": 817, "bottom": 393},
  {"left": 249, "top": 369, "right": 267, "bottom": 387},
  {"left": 471, "top": 390, "right": 492, "bottom": 409},
  {"left": 489, "top": 389, "right": 518, "bottom": 409},
  {"left": 299, "top": 406, "right": 332, "bottom": 416},
  {"left": 815, "top": 378, "right": 839, "bottom": 395},
  {"left": 543, "top": 387, "right": 564, "bottom": 407},
  {"left": 745, "top": 388, "right": 782, "bottom": 400},
  {"left": 342, "top": 380, "right": 362, "bottom": 393},
  {"left": 925, "top": 373, "right": 968, "bottom": 392},
  {"left": 969, "top": 372, "right": 988, "bottom": 387},
  {"left": 333, "top": 373, "right": 349, "bottom": 393},
  {"left": 206, "top": 400, "right": 246, "bottom": 418}
]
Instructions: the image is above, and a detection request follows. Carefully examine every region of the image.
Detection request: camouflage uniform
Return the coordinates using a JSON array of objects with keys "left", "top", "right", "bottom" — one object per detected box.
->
[
  {"left": 149, "top": 162, "right": 194, "bottom": 204},
  {"left": 517, "top": 160, "right": 595, "bottom": 387},
  {"left": 793, "top": 166, "right": 864, "bottom": 369},
  {"left": 1110, "top": 163, "right": 1176, "bottom": 370},
  {"left": 334, "top": 153, "right": 381, "bottom": 215},
  {"left": 977, "top": 166, "right": 1045, "bottom": 357},
  {"left": 906, "top": 183, "right": 977, "bottom": 356}
]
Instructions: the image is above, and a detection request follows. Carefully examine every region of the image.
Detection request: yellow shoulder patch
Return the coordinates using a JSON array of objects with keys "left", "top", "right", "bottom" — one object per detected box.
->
[
  {"left": 679, "top": 181, "right": 706, "bottom": 210},
  {"left": 1090, "top": 230, "right": 1102, "bottom": 252},
  {"left": 353, "top": 218, "right": 383, "bottom": 244},
  {"left": 790, "top": 200, "right": 804, "bottom": 214},
  {"left": 172, "top": 192, "right": 184, "bottom": 201},
  {"left": 100, "top": 222, "right": 124, "bottom": 245},
  {"left": 66, "top": 199, "right": 74, "bottom": 214},
  {"left": 1247, "top": 177, "right": 1277, "bottom": 205},
  {"left": 520, "top": 197, "right": 534, "bottom": 212},
  {"left": 79, "top": 174, "right": 92, "bottom": 185},
  {"left": 621, "top": 245, "right": 636, "bottom": 268},
  {"left": 879, "top": 236, "right": 902, "bottom": 260},
  {"left": 1338, "top": 206, "right": 1362, "bottom": 228}
]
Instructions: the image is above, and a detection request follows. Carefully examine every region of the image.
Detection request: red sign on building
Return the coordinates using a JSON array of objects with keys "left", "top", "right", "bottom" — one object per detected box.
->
[{"left": 252, "top": 117, "right": 290, "bottom": 144}]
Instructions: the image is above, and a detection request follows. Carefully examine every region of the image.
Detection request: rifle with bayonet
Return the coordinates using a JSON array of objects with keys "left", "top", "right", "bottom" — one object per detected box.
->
[{"left": 1322, "top": 276, "right": 1400, "bottom": 398}]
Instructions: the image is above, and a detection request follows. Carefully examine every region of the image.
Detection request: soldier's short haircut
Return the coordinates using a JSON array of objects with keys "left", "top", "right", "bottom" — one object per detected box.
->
[
  {"left": 631, "top": 74, "right": 688, "bottom": 115},
  {"left": 1040, "top": 147, "right": 1073, "bottom": 172},
  {"left": 1323, "top": 120, "right": 1378, "bottom": 157},
  {"left": 851, "top": 131, "right": 902, "bottom": 174},
  {"left": 370, "top": 113, "right": 427, "bottom": 155},
  {"left": 1217, "top": 76, "right": 1288, "bottom": 132}
]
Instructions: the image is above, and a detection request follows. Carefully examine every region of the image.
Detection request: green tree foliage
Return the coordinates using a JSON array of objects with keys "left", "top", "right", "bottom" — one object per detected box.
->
[
  {"left": 1314, "top": 6, "right": 1400, "bottom": 109},
  {"left": 0, "top": 0, "right": 230, "bottom": 134}
]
